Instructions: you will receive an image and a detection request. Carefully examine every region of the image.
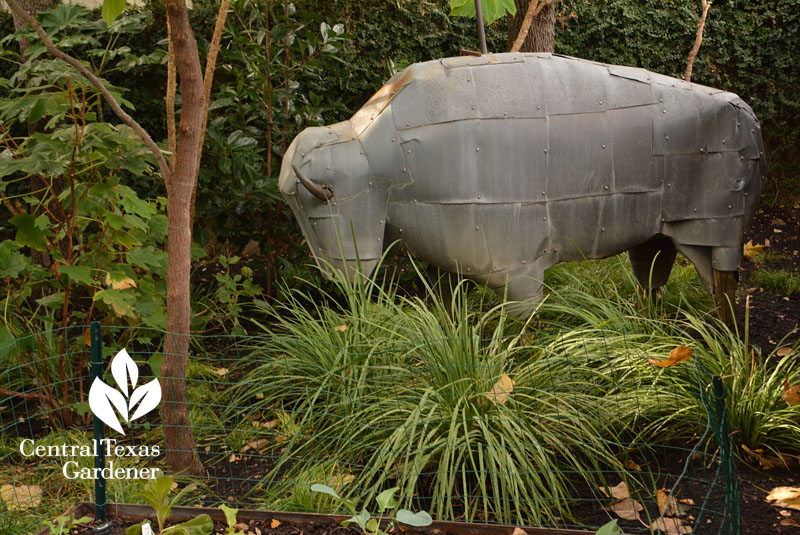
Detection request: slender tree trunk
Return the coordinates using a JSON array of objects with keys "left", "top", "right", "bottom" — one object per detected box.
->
[
  {"left": 11, "top": 0, "right": 52, "bottom": 60},
  {"left": 508, "top": 0, "right": 555, "bottom": 53},
  {"left": 162, "top": 0, "right": 205, "bottom": 476}
]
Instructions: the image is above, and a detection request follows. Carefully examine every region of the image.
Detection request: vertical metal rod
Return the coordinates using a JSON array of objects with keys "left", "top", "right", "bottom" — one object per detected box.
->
[
  {"left": 90, "top": 321, "right": 107, "bottom": 521},
  {"left": 474, "top": 0, "right": 488, "bottom": 55},
  {"left": 712, "top": 375, "right": 741, "bottom": 535}
]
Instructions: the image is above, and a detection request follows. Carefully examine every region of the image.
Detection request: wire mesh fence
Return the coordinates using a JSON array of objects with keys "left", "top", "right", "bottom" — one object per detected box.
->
[{"left": 1, "top": 323, "right": 739, "bottom": 534}]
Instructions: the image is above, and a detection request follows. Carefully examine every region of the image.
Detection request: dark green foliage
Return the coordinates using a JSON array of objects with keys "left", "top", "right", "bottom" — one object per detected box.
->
[
  {"left": 555, "top": 0, "right": 800, "bottom": 189},
  {"left": 312, "top": 0, "right": 506, "bottom": 115}
]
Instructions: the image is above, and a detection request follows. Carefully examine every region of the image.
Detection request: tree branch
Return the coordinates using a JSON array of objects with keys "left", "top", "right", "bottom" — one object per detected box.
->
[
  {"left": 2, "top": 0, "right": 171, "bottom": 181},
  {"left": 167, "top": 16, "right": 177, "bottom": 172},
  {"left": 684, "top": 0, "right": 711, "bottom": 82},
  {"left": 190, "top": 0, "right": 231, "bottom": 224},
  {"left": 510, "top": 0, "right": 548, "bottom": 53}
]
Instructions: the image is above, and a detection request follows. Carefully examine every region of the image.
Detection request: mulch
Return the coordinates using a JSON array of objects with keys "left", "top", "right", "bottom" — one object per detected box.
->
[{"left": 736, "top": 201, "right": 800, "bottom": 353}]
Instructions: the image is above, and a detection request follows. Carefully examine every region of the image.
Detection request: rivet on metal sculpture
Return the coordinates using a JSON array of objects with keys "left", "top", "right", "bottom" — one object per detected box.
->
[{"left": 279, "top": 53, "right": 766, "bottom": 316}]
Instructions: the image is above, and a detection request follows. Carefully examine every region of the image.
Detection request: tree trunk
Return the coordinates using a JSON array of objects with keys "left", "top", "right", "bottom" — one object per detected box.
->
[
  {"left": 11, "top": 0, "right": 52, "bottom": 60},
  {"left": 162, "top": 0, "right": 205, "bottom": 476},
  {"left": 508, "top": 0, "right": 555, "bottom": 53}
]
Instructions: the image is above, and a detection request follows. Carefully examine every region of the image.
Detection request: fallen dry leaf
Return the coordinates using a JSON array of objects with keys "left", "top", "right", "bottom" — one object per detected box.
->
[
  {"left": 234, "top": 522, "right": 248, "bottom": 530},
  {"left": 783, "top": 381, "right": 800, "bottom": 407},
  {"left": 252, "top": 419, "right": 278, "bottom": 429},
  {"left": 214, "top": 367, "right": 229, "bottom": 377},
  {"left": 657, "top": 489, "right": 669, "bottom": 515},
  {"left": 742, "top": 444, "right": 789, "bottom": 470},
  {"left": 511, "top": 528, "right": 528, "bottom": 535},
  {"left": 743, "top": 240, "right": 767, "bottom": 259},
  {"left": 607, "top": 498, "right": 644, "bottom": 521},
  {"left": 767, "top": 487, "right": 800, "bottom": 510},
  {"left": 649, "top": 346, "right": 693, "bottom": 368},
  {"left": 83, "top": 327, "right": 92, "bottom": 346},
  {"left": 624, "top": 459, "right": 642, "bottom": 472},
  {"left": 486, "top": 372, "right": 515, "bottom": 404},
  {"left": 651, "top": 517, "right": 692, "bottom": 534},
  {"left": 781, "top": 518, "right": 799, "bottom": 527},
  {"left": 774, "top": 228, "right": 784, "bottom": 233},
  {"left": 334, "top": 324, "right": 347, "bottom": 332},
  {"left": 242, "top": 439, "right": 270, "bottom": 453},
  {"left": 0, "top": 484, "right": 42, "bottom": 510},
  {"left": 599, "top": 481, "right": 631, "bottom": 501},
  {"left": 270, "top": 519, "right": 281, "bottom": 529},
  {"left": 778, "top": 347, "right": 796, "bottom": 358}
]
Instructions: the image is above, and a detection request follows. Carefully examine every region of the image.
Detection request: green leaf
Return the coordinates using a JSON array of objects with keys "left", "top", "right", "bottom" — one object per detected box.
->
[
  {"left": 58, "top": 265, "right": 96, "bottom": 286},
  {"left": 375, "top": 487, "right": 398, "bottom": 513},
  {"left": 342, "top": 510, "right": 371, "bottom": 531},
  {"left": 595, "top": 520, "right": 622, "bottom": 535},
  {"left": 125, "top": 521, "right": 146, "bottom": 535},
  {"left": 396, "top": 510, "right": 433, "bottom": 527},
  {"left": 127, "top": 245, "right": 168, "bottom": 274},
  {"left": 162, "top": 514, "right": 213, "bottom": 535},
  {"left": 310, "top": 484, "right": 341, "bottom": 500},
  {"left": 36, "top": 292, "right": 65, "bottom": 308},
  {"left": 104, "top": 212, "right": 127, "bottom": 231},
  {"left": 102, "top": 0, "right": 127, "bottom": 26},
  {"left": 10, "top": 214, "right": 48, "bottom": 252},
  {"left": 219, "top": 504, "right": 238, "bottom": 530},
  {"left": 147, "top": 353, "right": 163, "bottom": 379},
  {"left": 0, "top": 326, "right": 15, "bottom": 359},
  {"left": 149, "top": 215, "right": 168, "bottom": 240},
  {"left": 449, "top": 0, "right": 515, "bottom": 24},
  {"left": 94, "top": 288, "right": 136, "bottom": 316},
  {"left": 0, "top": 240, "right": 29, "bottom": 278}
]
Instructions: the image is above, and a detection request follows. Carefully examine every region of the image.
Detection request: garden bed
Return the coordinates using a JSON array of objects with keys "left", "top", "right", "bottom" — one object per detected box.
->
[{"left": 45, "top": 503, "right": 595, "bottom": 535}]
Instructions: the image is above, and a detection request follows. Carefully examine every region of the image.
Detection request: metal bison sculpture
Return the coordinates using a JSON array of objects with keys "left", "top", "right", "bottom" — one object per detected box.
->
[{"left": 279, "top": 53, "right": 766, "bottom": 320}]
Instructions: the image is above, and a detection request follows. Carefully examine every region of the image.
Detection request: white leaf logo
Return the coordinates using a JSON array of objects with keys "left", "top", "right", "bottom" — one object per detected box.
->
[{"left": 89, "top": 349, "right": 161, "bottom": 435}]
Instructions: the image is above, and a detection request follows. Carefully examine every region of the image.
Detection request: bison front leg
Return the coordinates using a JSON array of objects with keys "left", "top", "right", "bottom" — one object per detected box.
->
[
  {"left": 628, "top": 237, "right": 678, "bottom": 296},
  {"left": 713, "top": 269, "right": 737, "bottom": 331},
  {"left": 488, "top": 265, "right": 545, "bottom": 320}
]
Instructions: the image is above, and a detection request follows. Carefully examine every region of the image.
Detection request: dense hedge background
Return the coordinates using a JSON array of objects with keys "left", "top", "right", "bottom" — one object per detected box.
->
[{"left": 2, "top": 0, "right": 798, "bottom": 237}]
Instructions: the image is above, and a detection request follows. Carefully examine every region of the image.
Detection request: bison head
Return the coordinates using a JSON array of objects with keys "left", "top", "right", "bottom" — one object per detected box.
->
[{"left": 279, "top": 120, "right": 388, "bottom": 280}]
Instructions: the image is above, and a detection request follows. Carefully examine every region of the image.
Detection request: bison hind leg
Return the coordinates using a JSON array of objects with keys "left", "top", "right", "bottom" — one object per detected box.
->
[{"left": 628, "top": 236, "right": 678, "bottom": 290}]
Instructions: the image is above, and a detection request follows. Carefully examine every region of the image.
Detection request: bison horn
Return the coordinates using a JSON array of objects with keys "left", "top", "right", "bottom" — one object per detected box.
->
[{"left": 292, "top": 165, "right": 333, "bottom": 202}]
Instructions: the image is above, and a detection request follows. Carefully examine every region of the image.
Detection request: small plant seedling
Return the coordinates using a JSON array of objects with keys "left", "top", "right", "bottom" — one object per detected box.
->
[
  {"left": 125, "top": 474, "right": 212, "bottom": 535},
  {"left": 43, "top": 514, "right": 92, "bottom": 535},
  {"left": 311, "top": 484, "right": 432, "bottom": 535},
  {"left": 220, "top": 504, "right": 246, "bottom": 535}
]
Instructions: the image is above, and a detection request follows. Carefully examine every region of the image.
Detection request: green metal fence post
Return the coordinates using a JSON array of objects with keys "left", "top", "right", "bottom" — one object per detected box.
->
[
  {"left": 90, "top": 321, "right": 107, "bottom": 521},
  {"left": 712, "top": 375, "right": 741, "bottom": 535}
]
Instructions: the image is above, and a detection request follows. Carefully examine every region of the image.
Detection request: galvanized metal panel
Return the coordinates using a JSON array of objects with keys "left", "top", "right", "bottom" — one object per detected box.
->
[
  {"left": 653, "top": 86, "right": 738, "bottom": 155},
  {"left": 356, "top": 110, "right": 406, "bottom": 183},
  {"left": 546, "top": 112, "right": 613, "bottom": 199},
  {"left": 661, "top": 153, "right": 745, "bottom": 221},
  {"left": 398, "top": 121, "right": 480, "bottom": 203},
  {"left": 392, "top": 64, "right": 480, "bottom": 131},
  {"left": 537, "top": 56, "right": 609, "bottom": 115},
  {"left": 608, "top": 107, "right": 659, "bottom": 192},
  {"left": 471, "top": 61, "right": 547, "bottom": 118}
]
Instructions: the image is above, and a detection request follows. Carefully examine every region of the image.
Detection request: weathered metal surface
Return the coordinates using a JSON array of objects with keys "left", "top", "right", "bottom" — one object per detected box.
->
[
  {"left": 279, "top": 53, "right": 766, "bottom": 310},
  {"left": 45, "top": 503, "right": 596, "bottom": 535}
]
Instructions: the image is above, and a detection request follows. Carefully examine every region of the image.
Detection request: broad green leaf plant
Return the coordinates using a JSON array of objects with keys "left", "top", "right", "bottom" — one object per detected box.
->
[
  {"left": 0, "top": 5, "right": 174, "bottom": 426},
  {"left": 311, "top": 484, "right": 432, "bottom": 535},
  {"left": 449, "top": 0, "right": 517, "bottom": 24}
]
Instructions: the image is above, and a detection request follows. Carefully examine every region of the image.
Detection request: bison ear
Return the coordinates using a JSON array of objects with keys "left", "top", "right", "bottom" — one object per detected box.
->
[{"left": 293, "top": 165, "right": 334, "bottom": 202}]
